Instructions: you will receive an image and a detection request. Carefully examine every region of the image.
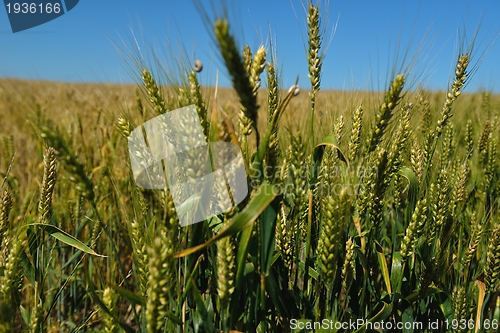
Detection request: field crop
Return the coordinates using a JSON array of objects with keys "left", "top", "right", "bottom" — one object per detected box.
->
[{"left": 1, "top": 3, "right": 500, "bottom": 333}]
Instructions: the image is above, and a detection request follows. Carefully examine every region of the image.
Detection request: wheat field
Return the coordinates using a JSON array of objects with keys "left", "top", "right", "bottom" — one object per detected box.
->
[{"left": 1, "top": 3, "right": 500, "bottom": 333}]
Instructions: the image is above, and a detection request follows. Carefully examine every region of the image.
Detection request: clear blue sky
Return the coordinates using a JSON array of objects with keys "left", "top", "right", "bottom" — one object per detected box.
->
[{"left": 1, "top": 1, "right": 500, "bottom": 92}]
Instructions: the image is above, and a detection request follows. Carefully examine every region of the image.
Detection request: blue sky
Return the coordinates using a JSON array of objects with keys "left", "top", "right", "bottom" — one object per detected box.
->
[{"left": 1, "top": 1, "right": 500, "bottom": 92}]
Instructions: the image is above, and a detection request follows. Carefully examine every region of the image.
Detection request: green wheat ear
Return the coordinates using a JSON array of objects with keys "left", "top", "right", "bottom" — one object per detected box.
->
[
  {"left": 436, "top": 54, "right": 470, "bottom": 136},
  {"left": 348, "top": 105, "right": 363, "bottom": 162},
  {"left": 400, "top": 198, "right": 427, "bottom": 259},
  {"left": 485, "top": 223, "right": 500, "bottom": 293},
  {"left": 316, "top": 186, "right": 350, "bottom": 287},
  {"left": 452, "top": 285, "right": 468, "bottom": 321},
  {"left": 38, "top": 146, "right": 57, "bottom": 224},
  {"left": 189, "top": 70, "right": 208, "bottom": 138},
  {"left": 38, "top": 124, "right": 94, "bottom": 200},
  {"left": 250, "top": 45, "right": 267, "bottom": 93},
  {"left": 341, "top": 237, "right": 356, "bottom": 292},
  {"left": 410, "top": 140, "right": 424, "bottom": 183},
  {"left": 0, "top": 190, "right": 13, "bottom": 263},
  {"left": 128, "top": 218, "right": 148, "bottom": 297},
  {"left": 142, "top": 68, "right": 167, "bottom": 115},
  {"left": 265, "top": 61, "right": 280, "bottom": 182},
  {"left": 117, "top": 115, "right": 133, "bottom": 138},
  {"left": 422, "top": 53, "right": 471, "bottom": 180},
  {"left": 357, "top": 147, "right": 389, "bottom": 230},
  {"left": 102, "top": 287, "right": 119, "bottom": 333},
  {"left": 214, "top": 18, "right": 259, "bottom": 140},
  {"left": 216, "top": 235, "right": 235, "bottom": 310},
  {"left": 146, "top": 226, "right": 177, "bottom": 333},
  {"left": 29, "top": 299, "right": 43, "bottom": 333},
  {"left": 243, "top": 44, "right": 252, "bottom": 74},
  {"left": 307, "top": 3, "right": 322, "bottom": 101},
  {"left": 462, "top": 213, "right": 481, "bottom": 273},
  {"left": 306, "top": 2, "right": 323, "bottom": 151},
  {"left": 0, "top": 229, "right": 25, "bottom": 331},
  {"left": 366, "top": 74, "right": 405, "bottom": 153},
  {"left": 480, "top": 129, "right": 496, "bottom": 197},
  {"left": 417, "top": 92, "right": 432, "bottom": 136},
  {"left": 276, "top": 201, "right": 294, "bottom": 271},
  {"left": 478, "top": 120, "right": 492, "bottom": 164},
  {"left": 240, "top": 44, "right": 266, "bottom": 142},
  {"left": 386, "top": 102, "right": 411, "bottom": 180},
  {"left": 465, "top": 119, "right": 474, "bottom": 158}
]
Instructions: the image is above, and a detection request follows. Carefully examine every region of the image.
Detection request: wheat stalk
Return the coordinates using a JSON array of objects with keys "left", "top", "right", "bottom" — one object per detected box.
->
[{"left": 38, "top": 146, "right": 57, "bottom": 224}]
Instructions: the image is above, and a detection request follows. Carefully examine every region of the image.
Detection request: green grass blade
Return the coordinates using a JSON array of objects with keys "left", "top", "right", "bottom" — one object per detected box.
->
[
  {"left": 189, "top": 277, "right": 216, "bottom": 333},
  {"left": 259, "top": 197, "right": 279, "bottom": 276},
  {"left": 24, "top": 223, "right": 104, "bottom": 257},
  {"left": 113, "top": 286, "right": 145, "bottom": 307},
  {"left": 311, "top": 134, "right": 348, "bottom": 185},
  {"left": 391, "top": 252, "right": 403, "bottom": 295},
  {"left": 375, "top": 241, "right": 391, "bottom": 295},
  {"left": 235, "top": 224, "right": 254, "bottom": 290},
  {"left": 174, "top": 182, "right": 278, "bottom": 258},
  {"left": 354, "top": 301, "right": 393, "bottom": 333}
]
